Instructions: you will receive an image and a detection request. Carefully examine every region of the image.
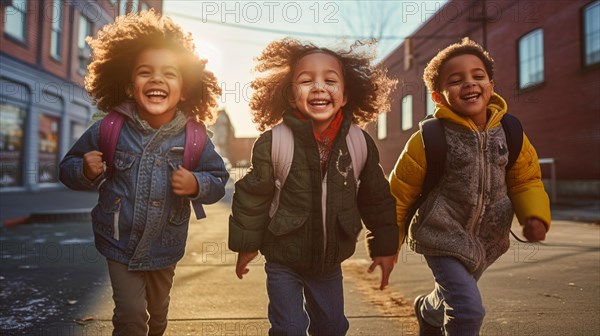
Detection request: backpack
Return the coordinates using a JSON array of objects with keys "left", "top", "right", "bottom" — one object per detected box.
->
[
  {"left": 269, "top": 122, "right": 368, "bottom": 217},
  {"left": 403, "top": 114, "right": 523, "bottom": 237},
  {"left": 98, "top": 110, "right": 208, "bottom": 218}
]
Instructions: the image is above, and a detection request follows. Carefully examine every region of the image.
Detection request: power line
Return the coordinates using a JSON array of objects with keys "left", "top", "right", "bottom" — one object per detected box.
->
[{"left": 168, "top": 11, "right": 406, "bottom": 40}]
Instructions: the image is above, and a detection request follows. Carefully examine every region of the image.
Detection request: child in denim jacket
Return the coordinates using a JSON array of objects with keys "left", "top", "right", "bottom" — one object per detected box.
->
[{"left": 59, "top": 10, "right": 228, "bottom": 336}]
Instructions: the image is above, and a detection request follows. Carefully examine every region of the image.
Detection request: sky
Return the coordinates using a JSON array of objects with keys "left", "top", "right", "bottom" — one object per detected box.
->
[{"left": 164, "top": 0, "right": 447, "bottom": 137}]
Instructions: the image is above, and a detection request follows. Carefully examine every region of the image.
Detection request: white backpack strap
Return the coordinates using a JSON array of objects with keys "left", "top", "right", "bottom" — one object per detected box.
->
[
  {"left": 346, "top": 124, "right": 368, "bottom": 189},
  {"left": 269, "top": 123, "right": 294, "bottom": 217}
]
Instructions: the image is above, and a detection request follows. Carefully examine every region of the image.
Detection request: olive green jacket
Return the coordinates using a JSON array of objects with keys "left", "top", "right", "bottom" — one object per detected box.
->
[{"left": 229, "top": 110, "right": 399, "bottom": 274}]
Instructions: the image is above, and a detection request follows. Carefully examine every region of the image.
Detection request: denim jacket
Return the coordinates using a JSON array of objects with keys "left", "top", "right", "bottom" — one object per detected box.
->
[{"left": 59, "top": 101, "right": 229, "bottom": 270}]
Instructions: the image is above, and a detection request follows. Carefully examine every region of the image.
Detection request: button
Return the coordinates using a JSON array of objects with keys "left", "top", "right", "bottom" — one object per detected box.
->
[{"left": 151, "top": 200, "right": 161, "bottom": 207}]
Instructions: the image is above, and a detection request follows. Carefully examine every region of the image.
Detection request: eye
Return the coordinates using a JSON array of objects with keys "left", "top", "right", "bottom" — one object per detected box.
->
[
  {"left": 165, "top": 72, "right": 178, "bottom": 78},
  {"left": 325, "top": 79, "right": 337, "bottom": 84}
]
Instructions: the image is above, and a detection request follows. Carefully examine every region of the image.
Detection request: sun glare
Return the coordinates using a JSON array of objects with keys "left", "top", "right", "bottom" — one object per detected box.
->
[{"left": 193, "top": 37, "right": 223, "bottom": 76}]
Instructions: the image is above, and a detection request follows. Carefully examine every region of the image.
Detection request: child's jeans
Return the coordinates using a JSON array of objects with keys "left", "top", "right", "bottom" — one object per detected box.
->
[
  {"left": 107, "top": 259, "right": 176, "bottom": 336},
  {"left": 265, "top": 261, "right": 349, "bottom": 336},
  {"left": 420, "top": 256, "right": 485, "bottom": 336}
]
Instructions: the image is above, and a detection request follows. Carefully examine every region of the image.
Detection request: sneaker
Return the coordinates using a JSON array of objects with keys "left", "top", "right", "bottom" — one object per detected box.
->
[{"left": 414, "top": 294, "right": 443, "bottom": 336}]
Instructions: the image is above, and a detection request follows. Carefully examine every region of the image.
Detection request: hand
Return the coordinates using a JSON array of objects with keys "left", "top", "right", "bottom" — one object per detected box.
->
[
  {"left": 171, "top": 166, "right": 199, "bottom": 196},
  {"left": 236, "top": 251, "right": 259, "bottom": 279},
  {"left": 368, "top": 254, "right": 398, "bottom": 290},
  {"left": 83, "top": 151, "right": 104, "bottom": 180},
  {"left": 523, "top": 218, "right": 547, "bottom": 242}
]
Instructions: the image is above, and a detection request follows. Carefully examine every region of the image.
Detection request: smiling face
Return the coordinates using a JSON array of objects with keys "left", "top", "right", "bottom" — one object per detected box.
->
[
  {"left": 432, "top": 54, "right": 494, "bottom": 126},
  {"left": 290, "top": 52, "right": 347, "bottom": 133},
  {"left": 128, "top": 48, "right": 184, "bottom": 128}
]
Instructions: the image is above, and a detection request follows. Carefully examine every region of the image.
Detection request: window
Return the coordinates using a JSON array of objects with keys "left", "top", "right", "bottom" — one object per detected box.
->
[
  {"left": 119, "top": 0, "right": 128, "bottom": 15},
  {"left": 518, "top": 29, "right": 544, "bottom": 89},
  {"left": 78, "top": 16, "right": 92, "bottom": 74},
  {"left": 402, "top": 95, "right": 413, "bottom": 131},
  {"left": 131, "top": 0, "right": 139, "bottom": 12},
  {"left": 50, "top": 0, "right": 64, "bottom": 60},
  {"left": 584, "top": 1, "right": 600, "bottom": 66},
  {"left": 140, "top": 2, "right": 149, "bottom": 11},
  {"left": 70, "top": 122, "right": 86, "bottom": 147},
  {"left": 38, "top": 114, "right": 60, "bottom": 183},
  {"left": 4, "top": 0, "right": 27, "bottom": 42},
  {"left": 425, "top": 91, "right": 435, "bottom": 116},
  {"left": 0, "top": 104, "right": 26, "bottom": 188},
  {"left": 377, "top": 113, "right": 387, "bottom": 140}
]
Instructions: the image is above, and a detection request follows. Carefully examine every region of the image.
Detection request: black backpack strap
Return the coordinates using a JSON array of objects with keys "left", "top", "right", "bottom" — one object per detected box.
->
[
  {"left": 404, "top": 117, "right": 447, "bottom": 237},
  {"left": 421, "top": 118, "right": 447, "bottom": 196},
  {"left": 501, "top": 114, "right": 523, "bottom": 171}
]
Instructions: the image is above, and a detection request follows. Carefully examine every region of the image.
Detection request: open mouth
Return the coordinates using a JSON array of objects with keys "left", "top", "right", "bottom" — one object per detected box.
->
[
  {"left": 461, "top": 93, "right": 480, "bottom": 102},
  {"left": 145, "top": 89, "right": 168, "bottom": 102},
  {"left": 308, "top": 99, "right": 332, "bottom": 108}
]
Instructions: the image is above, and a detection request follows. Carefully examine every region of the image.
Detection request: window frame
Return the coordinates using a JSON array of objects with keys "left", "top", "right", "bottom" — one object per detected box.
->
[
  {"left": 377, "top": 112, "right": 387, "bottom": 140},
  {"left": 77, "top": 15, "right": 93, "bottom": 75},
  {"left": 517, "top": 28, "right": 545, "bottom": 90},
  {"left": 401, "top": 94, "right": 413, "bottom": 131},
  {"left": 0, "top": 102, "right": 27, "bottom": 188},
  {"left": 3, "top": 0, "right": 28, "bottom": 43},
  {"left": 582, "top": 0, "right": 600, "bottom": 67},
  {"left": 50, "top": 0, "right": 64, "bottom": 61}
]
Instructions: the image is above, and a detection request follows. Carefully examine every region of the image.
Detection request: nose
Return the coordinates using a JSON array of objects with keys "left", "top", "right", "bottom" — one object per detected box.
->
[
  {"left": 311, "top": 81, "right": 327, "bottom": 93},
  {"left": 150, "top": 72, "right": 164, "bottom": 83}
]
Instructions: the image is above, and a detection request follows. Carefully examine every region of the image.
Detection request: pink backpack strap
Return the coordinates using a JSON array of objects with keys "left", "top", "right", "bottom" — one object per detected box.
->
[
  {"left": 183, "top": 120, "right": 207, "bottom": 170},
  {"left": 184, "top": 120, "right": 208, "bottom": 220},
  {"left": 99, "top": 111, "right": 125, "bottom": 171}
]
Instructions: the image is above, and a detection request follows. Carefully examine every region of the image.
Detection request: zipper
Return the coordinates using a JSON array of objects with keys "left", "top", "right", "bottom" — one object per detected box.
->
[{"left": 469, "top": 131, "right": 487, "bottom": 235}]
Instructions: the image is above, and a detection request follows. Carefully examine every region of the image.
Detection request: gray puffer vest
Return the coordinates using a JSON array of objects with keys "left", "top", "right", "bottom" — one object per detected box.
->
[{"left": 408, "top": 121, "right": 514, "bottom": 274}]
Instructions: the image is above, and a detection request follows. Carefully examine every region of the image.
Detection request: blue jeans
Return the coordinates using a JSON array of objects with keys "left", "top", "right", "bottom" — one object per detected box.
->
[
  {"left": 420, "top": 256, "right": 485, "bottom": 336},
  {"left": 265, "top": 262, "right": 349, "bottom": 336}
]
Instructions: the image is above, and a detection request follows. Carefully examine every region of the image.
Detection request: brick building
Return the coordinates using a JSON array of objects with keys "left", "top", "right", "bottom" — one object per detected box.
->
[
  {"left": 365, "top": 0, "right": 600, "bottom": 197},
  {"left": 0, "top": 0, "right": 162, "bottom": 192}
]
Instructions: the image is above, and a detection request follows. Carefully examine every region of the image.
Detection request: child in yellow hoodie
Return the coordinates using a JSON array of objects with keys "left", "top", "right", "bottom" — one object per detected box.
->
[{"left": 388, "top": 38, "right": 551, "bottom": 336}]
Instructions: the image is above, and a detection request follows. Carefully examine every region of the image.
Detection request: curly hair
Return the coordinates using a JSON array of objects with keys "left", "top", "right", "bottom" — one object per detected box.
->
[
  {"left": 84, "top": 10, "right": 221, "bottom": 123},
  {"left": 423, "top": 37, "right": 494, "bottom": 93},
  {"left": 250, "top": 38, "right": 397, "bottom": 131}
]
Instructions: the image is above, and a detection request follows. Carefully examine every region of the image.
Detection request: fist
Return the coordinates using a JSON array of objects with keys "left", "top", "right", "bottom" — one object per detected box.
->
[
  {"left": 171, "top": 166, "right": 199, "bottom": 196},
  {"left": 83, "top": 151, "right": 104, "bottom": 180},
  {"left": 523, "top": 218, "right": 547, "bottom": 242}
]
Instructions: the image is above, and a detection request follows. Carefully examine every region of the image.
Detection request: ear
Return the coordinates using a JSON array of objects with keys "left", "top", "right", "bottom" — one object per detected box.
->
[
  {"left": 341, "top": 93, "right": 348, "bottom": 108},
  {"left": 431, "top": 91, "right": 444, "bottom": 104},
  {"left": 180, "top": 95, "right": 186, "bottom": 102},
  {"left": 126, "top": 84, "right": 133, "bottom": 98},
  {"left": 489, "top": 79, "right": 495, "bottom": 93}
]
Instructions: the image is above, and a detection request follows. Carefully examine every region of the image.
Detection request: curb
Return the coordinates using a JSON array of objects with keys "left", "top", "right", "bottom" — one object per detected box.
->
[{"left": 2, "top": 209, "right": 92, "bottom": 227}]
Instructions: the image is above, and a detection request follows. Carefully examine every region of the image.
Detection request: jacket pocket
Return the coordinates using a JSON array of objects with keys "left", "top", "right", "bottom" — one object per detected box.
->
[
  {"left": 268, "top": 208, "right": 309, "bottom": 236},
  {"left": 162, "top": 197, "right": 191, "bottom": 247},
  {"left": 114, "top": 151, "right": 136, "bottom": 171},
  {"left": 169, "top": 197, "right": 191, "bottom": 226},
  {"left": 94, "top": 189, "right": 122, "bottom": 240},
  {"left": 337, "top": 209, "right": 362, "bottom": 240}
]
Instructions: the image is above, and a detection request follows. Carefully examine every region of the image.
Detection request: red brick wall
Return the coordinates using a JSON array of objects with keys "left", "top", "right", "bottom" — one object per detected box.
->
[
  {"left": 0, "top": 1, "right": 41, "bottom": 66},
  {"left": 228, "top": 137, "right": 256, "bottom": 166}
]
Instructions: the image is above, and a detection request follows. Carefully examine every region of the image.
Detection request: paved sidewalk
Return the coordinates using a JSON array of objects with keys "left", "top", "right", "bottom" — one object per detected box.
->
[{"left": 1, "top": 187, "right": 598, "bottom": 335}]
